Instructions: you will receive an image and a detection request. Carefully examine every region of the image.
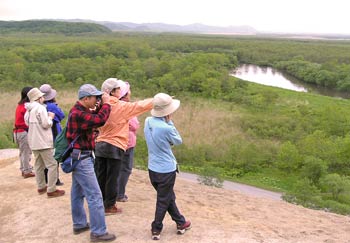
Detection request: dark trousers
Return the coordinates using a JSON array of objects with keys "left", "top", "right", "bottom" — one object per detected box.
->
[
  {"left": 117, "top": 147, "right": 134, "bottom": 199},
  {"left": 44, "top": 162, "right": 61, "bottom": 184},
  {"left": 94, "top": 156, "right": 122, "bottom": 208},
  {"left": 149, "top": 169, "right": 185, "bottom": 232}
]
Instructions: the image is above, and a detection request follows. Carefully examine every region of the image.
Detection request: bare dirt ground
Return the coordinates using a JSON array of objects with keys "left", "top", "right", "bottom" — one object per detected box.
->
[{"left": 0, "top": 149, "right": 350, "bottom": 243}]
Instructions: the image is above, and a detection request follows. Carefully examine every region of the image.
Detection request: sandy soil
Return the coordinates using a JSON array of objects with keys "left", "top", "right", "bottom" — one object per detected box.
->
[{"left": 0, "top": 149, "right": 350, "bottom": 243}]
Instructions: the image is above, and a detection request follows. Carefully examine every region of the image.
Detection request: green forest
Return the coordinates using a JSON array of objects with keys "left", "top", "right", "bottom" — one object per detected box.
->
[
  {"left": 0, "top": 20, "right": 111, "bottom": 34},
  {"left": 1, "top": 28, "right": 350, "bottom": 215}
]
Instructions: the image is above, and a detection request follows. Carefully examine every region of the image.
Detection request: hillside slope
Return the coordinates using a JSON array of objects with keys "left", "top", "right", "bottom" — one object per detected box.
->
[
  {"left": 0, "top": 20, "right": 111, "bottom": 34},
  {"left": 0, "top": 149, "right": 349, "bottom": 243}
]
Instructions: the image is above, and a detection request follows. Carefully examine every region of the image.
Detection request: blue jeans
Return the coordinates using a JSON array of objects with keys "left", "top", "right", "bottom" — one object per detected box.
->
[{"left": 71, "top": 156, "right": 107, "bottom": 235}]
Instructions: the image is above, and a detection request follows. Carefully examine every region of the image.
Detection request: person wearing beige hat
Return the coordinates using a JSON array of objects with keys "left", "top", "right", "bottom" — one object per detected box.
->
[
  {"left": 24, "top": 88, "right": 65, "bottom": 198},
  {"left": 94, "top": 78, "right": 153, "bottom": 215},
  {"left": 144, "top": 93, "right": 191, "bottom": 240}
]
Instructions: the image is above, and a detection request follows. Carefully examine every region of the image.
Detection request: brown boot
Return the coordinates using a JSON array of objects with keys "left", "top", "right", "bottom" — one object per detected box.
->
[
  {"left": 47, "top": 189, "right": 65, "bottom": 198},
  {"left": 105, "top": 205, "right": 122, "bottom": 215},
  {"left": 90, "top": 232, "right": 116, "bottom": 242},
  {"left": 37, "top": 186, "right": 47, "bottom": 194},
  {"left": 23, "top": 172, "right": 35, "bottom": 178}
]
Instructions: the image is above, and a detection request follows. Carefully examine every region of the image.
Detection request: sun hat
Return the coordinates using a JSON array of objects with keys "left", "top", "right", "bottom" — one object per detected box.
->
[
  {"left": 151, "top": 93, "right": 180, "bottom": 117},
  {"left": 39, "top": 84, "right": 57, "bottom": 101},
  {"left": 118, "top": 80, "right": 130, "bottom": 99},
  {"left": 101, "top": 78, "right": 122, "bottom": 93},
  {"left": 78, "top": 84, "right": 103, "bottom": 99},
  {"left": 27, "top": 88, "right": 45, "bottom": 102}
]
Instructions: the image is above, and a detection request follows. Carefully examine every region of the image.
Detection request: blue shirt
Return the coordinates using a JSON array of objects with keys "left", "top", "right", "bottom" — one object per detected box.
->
[
  {"left": 144, "top": 117, "right": 182, "bottom": 173},
  {"left": 45, "top": 101, "right": 65, "bottom": 140}
]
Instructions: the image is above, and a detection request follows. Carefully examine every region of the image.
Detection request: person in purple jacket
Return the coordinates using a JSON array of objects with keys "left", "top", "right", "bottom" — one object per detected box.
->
[{"left": 40, "top": 84, "right": 65, "bottom": 186}]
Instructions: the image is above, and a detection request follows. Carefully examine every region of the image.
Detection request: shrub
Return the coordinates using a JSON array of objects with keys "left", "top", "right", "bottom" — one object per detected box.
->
[
  {"left": 284, "top": 178, "right": 320, "bottom": 204},
  {"left": 320, "top": 173, "right": 350, "bottom": 201},
  {"left": 0, "top": 121, "right": 16, "bottom": 149},
  {"left": 300, "top": 156, "right": 327, "bottom": 185},
  {"left": 320, "top": 200, "right": 350, "bottom": 215},
  {"left": 197, "top": 166, "right": 224, "bottom": 188},
  {"left": 276, "top": 141, "right": 302, "bottom": 172}
]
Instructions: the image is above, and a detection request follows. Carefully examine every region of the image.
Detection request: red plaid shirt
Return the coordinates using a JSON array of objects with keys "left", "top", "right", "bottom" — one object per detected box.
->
[{"left": 67, "top": 101, "right": 111, "bottom": 150}]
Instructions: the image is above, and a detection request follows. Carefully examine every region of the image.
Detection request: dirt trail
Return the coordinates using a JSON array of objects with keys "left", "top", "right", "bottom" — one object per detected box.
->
[{"left": 1, "top": 149, "right": 349, "bottom": 243}]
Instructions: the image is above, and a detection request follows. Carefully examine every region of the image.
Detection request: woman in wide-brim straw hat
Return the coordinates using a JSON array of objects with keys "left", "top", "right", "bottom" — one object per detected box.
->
[
  {"left": 40, "top": 84, "right": 65, "bottom": 186},
  {"left": 144, "top": 93, "right": 191, "bottom": 241}
]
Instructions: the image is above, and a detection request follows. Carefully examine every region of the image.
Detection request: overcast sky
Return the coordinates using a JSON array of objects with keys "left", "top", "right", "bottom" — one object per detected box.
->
[{"left": 1, "top": 0, "right": 349, "bottom": 34}]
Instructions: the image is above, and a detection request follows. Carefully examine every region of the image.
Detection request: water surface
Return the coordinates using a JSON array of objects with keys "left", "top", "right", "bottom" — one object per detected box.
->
[{"left": 232, "top": 64, "right": 350, "bottom": 98}]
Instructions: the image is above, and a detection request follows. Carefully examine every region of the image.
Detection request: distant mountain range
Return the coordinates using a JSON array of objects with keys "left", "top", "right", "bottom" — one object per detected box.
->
[
  {"left": 0, "top": 20, "right": 111, "bottom": 34},
  {"left": 2, "top": 19, "right": 350, "bottom": 39},
  {"left": 55, "top": 19, "right": 258, "bottom": 35}
]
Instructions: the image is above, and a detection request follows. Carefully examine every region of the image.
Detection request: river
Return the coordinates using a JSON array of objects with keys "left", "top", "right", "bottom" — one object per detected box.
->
[{"left": 231, "top": 64, "right": 350, "bottom": 99}]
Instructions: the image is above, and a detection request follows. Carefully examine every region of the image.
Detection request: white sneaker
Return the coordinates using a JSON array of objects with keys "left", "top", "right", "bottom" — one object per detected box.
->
[
  {"left": 151, "top": 231, "right": 161, "bottom": 240},
  {"left": 177, "top": 220, "right": 192, "bottom": 234}
]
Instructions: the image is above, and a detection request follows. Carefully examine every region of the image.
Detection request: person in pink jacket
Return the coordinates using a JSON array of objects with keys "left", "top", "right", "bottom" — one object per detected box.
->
[{"left": 116, "top": 82, "right": 140, "bottom": 202}]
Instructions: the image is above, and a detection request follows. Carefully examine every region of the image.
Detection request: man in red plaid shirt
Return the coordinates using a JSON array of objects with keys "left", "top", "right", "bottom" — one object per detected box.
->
[{"left": 66, "top": 84, "right": 116, "bottom": 242}]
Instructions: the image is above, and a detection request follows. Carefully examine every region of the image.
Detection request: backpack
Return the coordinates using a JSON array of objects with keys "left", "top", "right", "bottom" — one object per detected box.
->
[{"left": 54, "top": 126, "right": 79, "bottom": 163}]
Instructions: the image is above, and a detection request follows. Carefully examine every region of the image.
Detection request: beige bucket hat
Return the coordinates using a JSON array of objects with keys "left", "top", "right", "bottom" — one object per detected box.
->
[
  {"left": 151, "top": 93, "right": 180, "bottom": 117},
  {"left": 27, "top": 88, "right": 45, "bottom": 102}
]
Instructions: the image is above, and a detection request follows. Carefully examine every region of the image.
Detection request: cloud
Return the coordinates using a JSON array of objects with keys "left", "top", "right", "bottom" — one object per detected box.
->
[
  {"left": 0, "top": 2, "right": 15, "bottom": 19},
  {"left": 0, "top": 0, "right": 350, "bottom": 34}
]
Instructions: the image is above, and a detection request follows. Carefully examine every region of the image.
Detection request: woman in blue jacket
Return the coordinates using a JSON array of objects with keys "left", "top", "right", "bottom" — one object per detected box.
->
[
  {"left": 144, "top": 93, "right": 191, "bottom": 241},
  {"left": 40, "top": 84, "right": 65, "bottom": 186}
]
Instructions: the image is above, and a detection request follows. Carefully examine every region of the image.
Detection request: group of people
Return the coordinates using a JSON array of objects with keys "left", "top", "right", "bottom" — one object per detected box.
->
[
  {"left": 13, "top": 78, "right": 191, "bottom": 241},
  {"left": 14, "top": 84, "right": 65, "bottom": 196}
]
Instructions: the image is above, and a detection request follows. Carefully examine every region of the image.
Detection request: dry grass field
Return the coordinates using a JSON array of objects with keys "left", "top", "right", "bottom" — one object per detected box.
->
[{"left": 2, "top": 89, "right": 244, "bottom": 151}]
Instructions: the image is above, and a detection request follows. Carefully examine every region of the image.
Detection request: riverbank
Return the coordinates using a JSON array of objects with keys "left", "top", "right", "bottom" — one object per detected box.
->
[{"left": 1, "top": 148, "right": 350, "bottom": 243}]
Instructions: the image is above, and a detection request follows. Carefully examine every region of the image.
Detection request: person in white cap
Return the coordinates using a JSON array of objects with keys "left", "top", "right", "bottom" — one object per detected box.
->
[
  {"left": 144, "top": 93, "right": 191, "bottom": 240},
  {"left": 94, "top": 78, "right": 153, "bottom": 215},
  {"left": 24, "top": 88, "right": 65, "bottom": 198}
]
